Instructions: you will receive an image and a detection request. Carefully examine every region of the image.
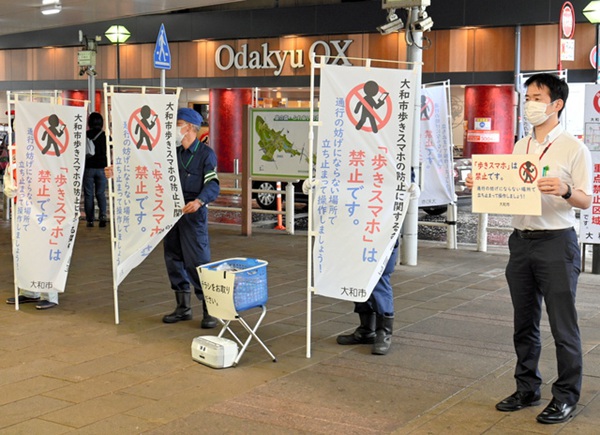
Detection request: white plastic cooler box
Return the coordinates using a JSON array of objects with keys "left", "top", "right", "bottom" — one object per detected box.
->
[{"left": 191, "top": 336, "right": 238, "bottom": 368}]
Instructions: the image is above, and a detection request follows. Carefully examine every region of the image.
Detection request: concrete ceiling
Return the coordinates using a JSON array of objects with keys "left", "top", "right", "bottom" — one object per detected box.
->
[{"left": 0, "top": 0, "right": 244, "bottom": 37}]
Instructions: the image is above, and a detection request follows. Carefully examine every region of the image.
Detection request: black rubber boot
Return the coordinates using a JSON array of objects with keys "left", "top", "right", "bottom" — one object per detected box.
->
[
  {"left": 372, "top": 314, "right": 394, "bottom": 355},
  {"left": 162, "top": 292, "right": 192, "bottom": 323},
  {"left": 200, "top": 299, "right": 217, "bottom": 329},
  {"left": 336, "top": 312, "right": 376, "bottom": 345}
]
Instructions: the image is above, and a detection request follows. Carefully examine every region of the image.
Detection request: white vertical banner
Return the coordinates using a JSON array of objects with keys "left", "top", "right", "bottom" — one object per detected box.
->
[
  {"left": 579, "top": 150, "right": 600, "bottom": 243},
  {"left": 584, "top": 84, "right": 600, "bottom": 151},
  {"left": 313, "top": 63, "right": 417, "bottom": 301},
  {"left": 14, "top": 101, "right": 86, "bottom": 293},
  {"left": 418, "top": 83, "right": 455, "bottom": 207},
  {"left": 580, "top": 85, "right": 600, "bottom": 244},
  {"left": 110, "top": 93, "right": 183, "bottom": 285}
]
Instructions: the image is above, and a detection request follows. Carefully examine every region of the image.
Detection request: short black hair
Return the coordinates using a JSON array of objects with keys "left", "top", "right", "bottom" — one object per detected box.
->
[
  {"left": 87, "top": 112, "right": 103, "bottom": 130},
  {"left": 524, "top": 73, "right": 569, "bottom": 118}
]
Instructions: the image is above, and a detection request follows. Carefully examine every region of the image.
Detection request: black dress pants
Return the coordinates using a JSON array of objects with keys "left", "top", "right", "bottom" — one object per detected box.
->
[{"left": 505, "top": 228, "right": 582, "bottom": 405}]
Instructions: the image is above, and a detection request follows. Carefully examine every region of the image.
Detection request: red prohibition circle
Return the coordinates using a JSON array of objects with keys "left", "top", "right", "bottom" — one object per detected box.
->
[
  {"left": 344, "top": 83, "right": 392, "bottom": 133},
  {"left": 519, "top": 161, "right": 538, "bottom": 184},
  {"left": 594, "top": 91, "right": 600, "bottom": 114},
  {"left": 127, "top": 107, "right": 162, "bottom": 151},
  {"left": 33, "top": 116, "right": 70, "bottom": 156},
  {"left": 590, "top": 46, "right": 599, "bottom": 69},
  {"left": 560, "top": 2, "right": 575, "bottom": 39},
  {"left": 421, "top": 95, "right": 434, "bottom": 121}
]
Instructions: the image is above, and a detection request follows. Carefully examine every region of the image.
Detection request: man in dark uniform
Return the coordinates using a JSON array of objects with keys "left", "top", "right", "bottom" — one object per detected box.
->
[
  {"left": 336, "top": 238, "right": 398, "bottom": 355},
  {"left": 333, "top": 180, "right": 420, "bottom": 355},
  {"left": 162, "top": 108, "right": 220, "bottom": 328}
]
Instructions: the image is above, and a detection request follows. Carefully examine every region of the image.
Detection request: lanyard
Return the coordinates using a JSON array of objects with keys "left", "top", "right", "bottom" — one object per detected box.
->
[
  {"left": 180, "top": 140, "right": 200, "bottom": 170},
  {"left": 526, "top": 137, "right": 555, "bottom": 160}
]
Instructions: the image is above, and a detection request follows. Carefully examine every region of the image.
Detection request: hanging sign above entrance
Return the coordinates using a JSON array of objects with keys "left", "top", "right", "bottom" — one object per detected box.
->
[{"left": 215, "top": 39, "right": 353, "bottom": 76}]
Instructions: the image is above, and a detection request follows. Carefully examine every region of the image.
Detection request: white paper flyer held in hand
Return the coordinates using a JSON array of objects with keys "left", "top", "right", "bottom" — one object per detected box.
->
[{"left": 471, "top": 154, "right": 542, "bottom": 216}]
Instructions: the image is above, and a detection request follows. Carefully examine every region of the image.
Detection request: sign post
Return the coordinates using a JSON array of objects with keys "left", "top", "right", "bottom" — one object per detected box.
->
[
  {"left": 153, "top": 24, "right": 172, "bottom": 93},
  {"left": 559, "top": 1, "right": 576, "bottom": 70},
  {"left": 584, "top": 1, "right": 600, "bottom": 83}
]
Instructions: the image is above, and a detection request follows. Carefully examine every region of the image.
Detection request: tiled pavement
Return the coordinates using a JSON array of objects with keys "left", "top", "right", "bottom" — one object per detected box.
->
[{"left": 1, "top": 219, "right": 600, "bottom": 434}]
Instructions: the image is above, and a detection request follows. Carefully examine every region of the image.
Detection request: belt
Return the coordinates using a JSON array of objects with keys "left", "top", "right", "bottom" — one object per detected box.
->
[{"left": 514, "top": 228, "right": 572, "bottom": 239}]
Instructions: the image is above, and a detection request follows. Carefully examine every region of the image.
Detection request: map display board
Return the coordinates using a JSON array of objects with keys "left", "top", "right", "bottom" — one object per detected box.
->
[{"left": 249, "top": 108, "right": 317, "bottom": 179}]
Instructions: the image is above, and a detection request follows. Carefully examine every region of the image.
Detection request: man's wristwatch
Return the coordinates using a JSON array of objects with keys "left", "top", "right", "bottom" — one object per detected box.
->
[{"left": 561, "top": 184, "right": 572, "bottom": 200}]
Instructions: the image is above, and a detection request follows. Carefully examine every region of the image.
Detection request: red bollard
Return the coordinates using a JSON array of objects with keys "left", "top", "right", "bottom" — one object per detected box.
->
[{"left": 274, "top": 181, "right": 286, "bottom": 230}]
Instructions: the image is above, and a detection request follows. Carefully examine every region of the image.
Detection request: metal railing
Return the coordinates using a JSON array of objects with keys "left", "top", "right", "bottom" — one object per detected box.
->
[
  {"left": 417, "top": 203, "right": 458, "bottom": 250},
  {"left": 208, "top": 173, "right": 297, "bottom": 235}
]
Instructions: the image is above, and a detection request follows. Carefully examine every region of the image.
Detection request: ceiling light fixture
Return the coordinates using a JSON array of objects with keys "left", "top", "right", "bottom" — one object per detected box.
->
[
  {"left": 584, "top": 0, "right": 600, "bottom": 24},
  {"left": 41, "top": 0, "right": 62, "bottom": 15},
  {"left": 105, "top": 25, "right": 131, "bottom": 44}
]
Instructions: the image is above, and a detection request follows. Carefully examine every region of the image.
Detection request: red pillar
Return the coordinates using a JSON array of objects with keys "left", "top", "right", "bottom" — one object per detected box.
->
[
  {"left": 463, "top": 85, "right": 515, "bottom": 157},
  {"left": 62, "top": 90, "right": 102, "bottom": 113},
  {"left": 209, "top": 88, "right": 253, "bottom": 173}
]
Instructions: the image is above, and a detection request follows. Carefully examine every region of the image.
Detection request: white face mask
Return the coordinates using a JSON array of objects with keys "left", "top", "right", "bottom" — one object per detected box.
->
[
  {"left": 175, "top": 125, "right": 187, "bottom": 147},
  {"left": 524, "top": 101, "right": 554, "bottom": 126}
]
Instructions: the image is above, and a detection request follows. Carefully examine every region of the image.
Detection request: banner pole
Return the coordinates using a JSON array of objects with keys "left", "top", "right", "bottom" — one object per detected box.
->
[
  {"left": 401, "top": 8, "right": 423, "bottom": 266},
  {"left": 7, "top": 91, "right": 19, "bottom": 311},
  {"left": 306, "top": 53, "right": 316, "bottom": 359},
  {"left": 444, "top": 80, "right": 458, "bottom": 249},
  {"left": 104, "top": 83, "right": 120, "bottom": 325}
]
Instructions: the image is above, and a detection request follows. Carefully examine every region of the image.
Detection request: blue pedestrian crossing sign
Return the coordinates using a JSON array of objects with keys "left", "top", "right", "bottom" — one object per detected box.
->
[{"left": 154, "top": 24, "right": 171, "bottom": 70}]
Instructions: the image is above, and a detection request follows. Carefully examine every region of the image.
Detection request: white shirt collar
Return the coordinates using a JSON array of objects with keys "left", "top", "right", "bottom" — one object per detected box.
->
[{"left": 531, "top": 122, "right": 563, "bottom": 145}]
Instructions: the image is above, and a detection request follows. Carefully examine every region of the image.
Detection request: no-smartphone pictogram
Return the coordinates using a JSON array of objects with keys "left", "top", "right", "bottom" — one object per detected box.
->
[
  {"left": 127, "top": 105, "right": 161, "bottom": 151},
  {"left": 345, "top": 80, "right": 392, "bottom": 133},
  {"left": 593, "top": 91, "right": 600, "bottom": 114},
  {"left": 420, "top": 95, "right": 434, "bottom": 121},
  {"left": 34, "top": 114, "right": 69, "bottom": 157},
  {"left": 519, "top": 161, "right": 538, "bottom": 184}
]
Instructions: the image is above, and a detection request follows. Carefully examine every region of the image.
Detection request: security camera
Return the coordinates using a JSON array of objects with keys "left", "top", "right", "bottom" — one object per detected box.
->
[
  {"left": 410, "top": 9, "right": 433, "bottom": 32},
  {"left": 377, "top": 8, "right": 404, "bottom": 35},
  {"left": 79, "top": 68, "right": 85, "bottom": 76},
  {"left": 377, "top": 19, "right": 405, "bottom": 34}
]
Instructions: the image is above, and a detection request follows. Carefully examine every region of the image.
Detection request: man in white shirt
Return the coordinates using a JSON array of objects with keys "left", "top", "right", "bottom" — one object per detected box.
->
[{"left": 467, "top": 73, "right": 592, "bottom": 424}]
